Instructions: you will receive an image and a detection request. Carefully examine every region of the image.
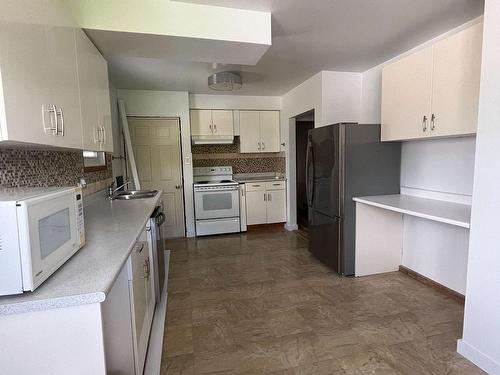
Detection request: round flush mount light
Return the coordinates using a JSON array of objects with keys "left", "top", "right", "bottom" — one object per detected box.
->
[{"left": 208, "top": 71, "right": 242, "bottom": 91}]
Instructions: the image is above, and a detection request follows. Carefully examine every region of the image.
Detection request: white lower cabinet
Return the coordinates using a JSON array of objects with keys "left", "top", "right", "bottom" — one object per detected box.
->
[
  {"left": 102, "top": 225, "right": 156, "bottom": 375},
  {"left": 127, "top": 231, "right": 156, "bottom": 375},
  {"left": 245, "top": 181, "right": 286, "bottom": 225}
]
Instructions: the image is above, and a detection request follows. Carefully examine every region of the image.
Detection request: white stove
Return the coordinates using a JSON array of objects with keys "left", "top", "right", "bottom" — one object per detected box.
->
[{"left": 193, "top": 166, "right": 241, "bottom": 236}]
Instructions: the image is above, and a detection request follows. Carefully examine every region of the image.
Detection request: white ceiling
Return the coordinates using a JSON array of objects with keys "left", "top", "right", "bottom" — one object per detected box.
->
[{"left": 101, "top": 0, "right": 483, "bottom": 96}]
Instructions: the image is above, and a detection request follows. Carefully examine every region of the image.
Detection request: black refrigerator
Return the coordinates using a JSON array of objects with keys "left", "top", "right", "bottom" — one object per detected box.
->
[{"left": 306, "top": 123, "right": 401, "bottom": 276}]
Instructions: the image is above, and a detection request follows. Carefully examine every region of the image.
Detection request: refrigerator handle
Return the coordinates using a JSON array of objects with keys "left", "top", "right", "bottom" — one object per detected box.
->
[{"left": 306, "top": 139, "right": 315, "bottom": 207}]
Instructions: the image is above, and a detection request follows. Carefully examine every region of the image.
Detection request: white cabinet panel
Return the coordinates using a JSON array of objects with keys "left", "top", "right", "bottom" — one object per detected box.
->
[
  {"left": 260, "top": 111, "right": 280, "bottom": 152},
  {"left": 76, "top": 30, "right": 113, "bottom": 152},
  {"left": 381, "top": 47, "right": 433, "bottom": 141},
  {"left": 239, "top": 111, "right": 261, "bottom": 153},
  {"left": 190, "top": 109, "right": 212, "bottom": 136},
  {"left": 45, "top": 15, "right": 82, "bottom": 149},
  {"left": 96, "top": 54, "right": 113, "bottom": 152},
  {"left": 127, "top": 234, "right": 155, "bottom": 375},
  {"left": 211, "top": 110, "right": 233, "bottom": 136},
  {"left": 267, "top": 189, "right": 286, "bottom": 223},
  {"left": 381, "top": 22, "right": 483, "bottom": 141},
  {"left": 76, "top": 29, "right": 100, "bottom": 150},
  {"left": 0, "top": 0, "right": 82, "bottom": 148},
  {"left": 246, "top": 190, "right": 267, "bottom": 225},
  {"left": 245, "top": 182, "right": 287, "bottom": 225},
  {"left": 431, "top": 22, "right": 483, "bottom": 137},
  {"left": 239, "top": 110, "right": 280, "bottom": 153}
]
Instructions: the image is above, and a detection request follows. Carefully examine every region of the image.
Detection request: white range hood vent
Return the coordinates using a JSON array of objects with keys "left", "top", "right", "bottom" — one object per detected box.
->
[{"left": 191, "top": 135, "right": 234, "bottom": 145}]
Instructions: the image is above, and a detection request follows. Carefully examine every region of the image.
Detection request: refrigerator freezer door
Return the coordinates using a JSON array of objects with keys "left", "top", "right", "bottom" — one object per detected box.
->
[
  {"left": 307, "top": 125, "right": 343, "bottom": 218},
  {"left": 308, "top": 210, "right": 342, "bottom": 272}
]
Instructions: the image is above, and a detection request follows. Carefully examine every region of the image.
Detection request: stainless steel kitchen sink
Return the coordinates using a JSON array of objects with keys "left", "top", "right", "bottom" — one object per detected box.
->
[{"left": 112, "top": 190, "right": 158, "bottom": 200}]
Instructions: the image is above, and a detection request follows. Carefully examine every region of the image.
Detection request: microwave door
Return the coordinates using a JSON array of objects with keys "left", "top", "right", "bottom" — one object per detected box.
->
[{"left": 21, "top": 193, "right": 79, "bottom": 290}]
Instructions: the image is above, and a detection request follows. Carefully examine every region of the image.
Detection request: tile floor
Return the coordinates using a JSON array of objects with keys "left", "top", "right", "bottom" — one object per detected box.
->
[{"left": 161, "top": 229, "right": 484, "bottom": 374}]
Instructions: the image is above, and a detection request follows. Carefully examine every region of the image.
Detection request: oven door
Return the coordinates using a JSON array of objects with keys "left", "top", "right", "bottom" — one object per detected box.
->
[
  {"left": 194, "top": 187, "right": 240, "bottom": 220},
  {"left": 19, "top": 190, "right": 80, "bottom": 290}
]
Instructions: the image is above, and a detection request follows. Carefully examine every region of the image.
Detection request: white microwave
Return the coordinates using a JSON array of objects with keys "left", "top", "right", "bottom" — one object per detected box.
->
[{"left": 0, "top": 187, "right": 85, "bottom": 296}]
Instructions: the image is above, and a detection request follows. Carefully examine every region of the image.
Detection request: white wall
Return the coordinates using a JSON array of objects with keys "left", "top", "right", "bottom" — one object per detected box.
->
[
  {"left": 116, "top": 89, "right": 195, "bottom": 237},
  {"left": 458, "top": 1, "right": 500, "bottom": 373},
  {"left": 189, "top": 94, "right": 281, "bottom": 110},
  {"left": 281, "top": 72, "right": 322, "bottom": 229},
  {"left": 322, "top": 71, "right": 362, "bottom": 125}
]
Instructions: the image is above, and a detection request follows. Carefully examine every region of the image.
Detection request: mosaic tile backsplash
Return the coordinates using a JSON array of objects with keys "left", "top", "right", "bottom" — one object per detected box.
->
[
  {"left": 192, "top": 136, "right": 286, "bottom": 174},
  {"left": 0, "top": 148, "right": 112, "bottom": 188}
]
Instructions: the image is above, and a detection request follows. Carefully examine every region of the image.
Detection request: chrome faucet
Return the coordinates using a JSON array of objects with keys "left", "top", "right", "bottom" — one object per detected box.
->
[{"left": 108, "top": 180, "right": 131, "bottom": 199}]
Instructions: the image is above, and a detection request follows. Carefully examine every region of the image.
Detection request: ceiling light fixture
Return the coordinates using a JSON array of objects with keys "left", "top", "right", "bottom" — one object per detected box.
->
[{"left": 208, "top": 71, "right": 242, "bottom": 91}]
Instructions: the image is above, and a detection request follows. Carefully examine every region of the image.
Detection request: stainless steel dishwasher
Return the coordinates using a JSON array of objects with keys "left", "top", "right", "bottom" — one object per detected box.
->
[{"left": 148, "top": 205, "right": 166, "bottom": 299}]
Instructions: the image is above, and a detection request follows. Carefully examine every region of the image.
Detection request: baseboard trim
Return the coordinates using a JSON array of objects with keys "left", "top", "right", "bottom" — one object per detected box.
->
[
  {"left": 457, "top": 339, "right": 500, "bottom": 374},
  {"left": 399, "top": 265, "right": 465, "bottom": 304},
  {"left": 247, "top": 223, "right": 285, "bottom": 232},
  {"left": 284, "top": 223, "right": 298, "bottom": 231}
]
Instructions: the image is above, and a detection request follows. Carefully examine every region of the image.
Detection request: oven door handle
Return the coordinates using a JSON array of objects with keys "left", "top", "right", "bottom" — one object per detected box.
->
[{"left": 195, "top": 187, "right": 239, "bottom": 192}]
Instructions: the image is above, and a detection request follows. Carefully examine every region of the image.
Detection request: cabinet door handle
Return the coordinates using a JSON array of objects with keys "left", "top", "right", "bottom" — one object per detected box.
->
[
  {"left": 56, "top": 107, "right": 64, "bottom": 136},
  {"left": 214, "top": 124, "right": 217, "bottom": 133},
  {"left": 209, "top": 124, "right": 212, "bottom": 133},
  {"left": 268, "top": 193, "right": 272, "bottom": 201},
  {"left": 94, "top": 126, "right": 100, "bottom": 143},
  {"left": 258, "top": 142, "right": 261, "bottom": 151},
  {"left": 262, "top": 142, "right": 265, "bottom": 150},
  {"left": 422, "top": 115, "right": 428, "bottom": 132},
  {"left": 42, "top": 104, "right": 58, "bottom": 135},
  {"left": 101, "top": 126, "right": 105, "bottom": 144},
  {"left": 264, "top": 193, "right": 266, "bottom": 201},
  {"left": 430, "top": 114, "right": 436, "bottom": 131}
]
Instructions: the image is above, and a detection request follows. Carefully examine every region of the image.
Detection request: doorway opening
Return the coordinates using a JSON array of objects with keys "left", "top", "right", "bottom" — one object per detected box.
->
[{"left": 294, "top": 110, "right": 315, "bottom": 235}]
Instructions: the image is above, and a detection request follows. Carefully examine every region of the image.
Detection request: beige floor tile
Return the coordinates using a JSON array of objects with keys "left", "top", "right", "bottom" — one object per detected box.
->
[{"left": 161, "top": 230, "right": 485, "bottom": 375}]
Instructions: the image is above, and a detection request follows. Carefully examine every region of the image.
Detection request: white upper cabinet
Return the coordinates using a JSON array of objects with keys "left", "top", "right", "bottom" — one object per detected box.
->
[
  {"left": 430, "top": 22, "right": 483, "bottom": 138},
  {"left": 381, "top": 47, "right": 433, "bottom": 141},
  {"left": 259, "top": 111, "right": 280, "bottom": 152},
  {"left": 190, "top": 109, "right": 212, "bottom": 136},
  {"left": 76, "top": 29, "right": 100, "bottom": 150},
  {"left": 211, "top": 110, "right": 233, "bottom": 136},
  {"left": 239, "top": 110, "right": 280, "bottom": 153},
  {"left": 190, "top": 109, "right": 234, "bottom": 136},
  {"left": 381, "top": 21, "right": 483, "bottom": 141},
  {"left": 76, "top": 29, "right": 113, "bottom": 152},
  {"left": 239, "top": 111, "right": 261, "bottom": 153},
  {"left": 0, "top": 0, "right": 113, "bottom": 151},
  {"left": 0, "top": 0, "right": 82, "bottom": 149}
]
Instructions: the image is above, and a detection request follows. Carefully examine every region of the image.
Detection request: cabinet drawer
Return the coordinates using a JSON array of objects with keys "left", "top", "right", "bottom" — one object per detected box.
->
[
  {"left": 245, "top": 183, "right": 266, "bottom": 191},
  {"left": 265, "top": 181, "right": 285, "bottom": 190}
]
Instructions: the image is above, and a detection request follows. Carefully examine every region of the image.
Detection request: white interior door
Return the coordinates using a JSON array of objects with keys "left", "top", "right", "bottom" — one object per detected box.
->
[{"left": 128, "top": 117, "right": 185, "bottom": 238}]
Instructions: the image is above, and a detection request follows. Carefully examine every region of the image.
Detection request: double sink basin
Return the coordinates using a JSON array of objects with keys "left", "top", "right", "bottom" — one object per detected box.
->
[{"left": 112, "top": 190, "right": 158, "bottom": 200}]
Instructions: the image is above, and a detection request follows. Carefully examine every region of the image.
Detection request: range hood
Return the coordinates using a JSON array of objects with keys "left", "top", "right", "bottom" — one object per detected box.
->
[{"left": 191, "top": 135, "right": 234, "bottom": 145}]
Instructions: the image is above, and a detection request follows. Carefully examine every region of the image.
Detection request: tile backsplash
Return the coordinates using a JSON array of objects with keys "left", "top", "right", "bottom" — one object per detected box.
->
[
  {"left": 0, "top": 148, "right": 113, "bottom": 190},
  {"left": 192, "top": 136, "right": 286, "bottom": 174}
]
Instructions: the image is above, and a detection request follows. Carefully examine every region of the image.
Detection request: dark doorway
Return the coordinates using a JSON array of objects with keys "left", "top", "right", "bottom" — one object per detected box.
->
[{"left": 295, "top": 110, "right": 314, "bottom": 233}]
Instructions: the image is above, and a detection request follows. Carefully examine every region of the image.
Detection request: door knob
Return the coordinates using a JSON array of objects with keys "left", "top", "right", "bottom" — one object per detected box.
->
[{"left": 175, "top": 185, "right": 183, "bottom": 189}]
